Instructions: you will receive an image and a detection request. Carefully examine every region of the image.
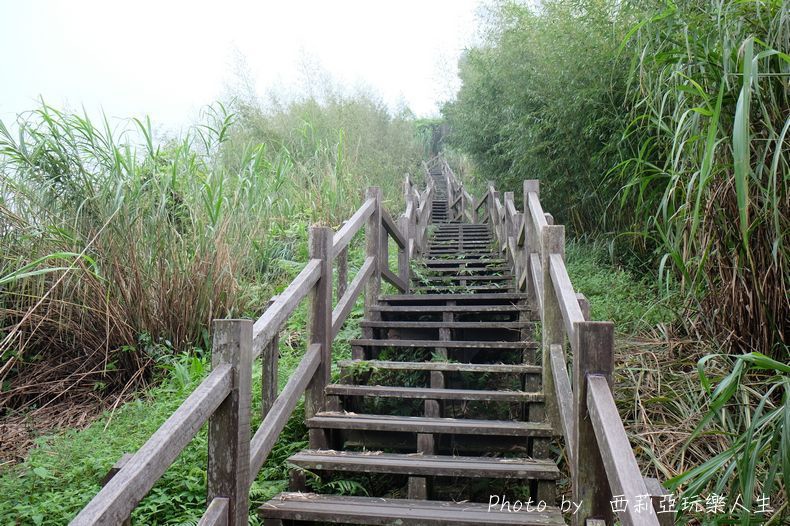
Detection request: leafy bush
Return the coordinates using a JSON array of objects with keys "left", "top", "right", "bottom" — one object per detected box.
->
[{"left": 443, "top": 0, "right": 788, "bottom": 356}]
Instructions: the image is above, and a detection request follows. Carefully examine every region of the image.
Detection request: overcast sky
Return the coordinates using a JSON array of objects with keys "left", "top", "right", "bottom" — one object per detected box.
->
[{"left": 0, "top": 1, "right": 481, "bottom": 132}]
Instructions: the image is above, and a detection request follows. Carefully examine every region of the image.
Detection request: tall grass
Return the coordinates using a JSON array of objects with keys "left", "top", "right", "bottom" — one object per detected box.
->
[
  {"left": 443, "top": 0, "right": 788, "bottom": 356},
  {"left": 616, "top": 0, "right": 789, "bottom": 356},
  {"left": 0, "top": 93, "right": 422, "bottom": 443}
]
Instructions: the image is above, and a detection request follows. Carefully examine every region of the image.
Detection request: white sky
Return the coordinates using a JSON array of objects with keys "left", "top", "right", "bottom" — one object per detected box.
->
[{"left": 0, "top": 0, "right": 481, "bottom": 132}]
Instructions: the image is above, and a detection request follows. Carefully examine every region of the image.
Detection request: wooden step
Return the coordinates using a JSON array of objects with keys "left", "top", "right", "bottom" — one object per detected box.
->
[
  {"left": 411, "top": 286, "right": 513, "bottom": 293},
  {"left": 287, "top": 450, "right": 559, "bottom": 479},
  {"left": 260, "top": 494, "right": 564, "bottom": 525},
  {"left": 417, "top": 266, "right": 511, "bottom": 273},
  {"left": 308, "top": 412, "right": 553, "bottom": 437},
  {"left": 380, "top": 293, "right": 527, "bottom": 302},
  {"left": 372, "top": 304, "right": 530, "bottom": 313},
  {"left": 413, "top": 275, "right": 513, "bottom": 282},
  {"left": 326, "top": 385, "right": 542, "bottom": 402},
  {"left": 338, "top": 360, "right": 541, "bottom": 374},
  {"left": 350, "top": 339, "right": 537, "bottom": 350},
  {"left": 360, "top": 320, "right": 528, "bottom": 329},
  {"left": 423, "top": 259, "right": 507, "bottom": 265}
]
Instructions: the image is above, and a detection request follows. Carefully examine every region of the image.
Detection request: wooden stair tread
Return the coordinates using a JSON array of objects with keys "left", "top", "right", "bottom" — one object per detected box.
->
[
  {"left": 287, "top": 450, "right": 559, "bottom": 479},
  {"left": 423, "top": 258, "right": 507, "bottom": 265},
  {"left": 380, "top": 293, "right": 527, "bottom": 301},
  {"left": 325, "top": 384, "right": 543, "bottom": 402},
  {"left": 339, "top": 360, "right": 541, "bottom": 374},
  {"left": 411, "top": 286, "right": 513, "bottom": 292},
  {"left": 372, "top": 304, "right": 530, "bottom": 313},
  {"left": 259, "top": 493, "right": 565, "bottom": 525},
  {"left": 350, "top": 338, "right": 537, "bottom": 349},
  {"left": 359, "top": 320, "right": 529, "bottom": 329},
  {"left": 413, "top": 275, "right": 514, "bottom": 281},
  {"left": 308, "top": 412, "right": 553, "bottom": 436}
]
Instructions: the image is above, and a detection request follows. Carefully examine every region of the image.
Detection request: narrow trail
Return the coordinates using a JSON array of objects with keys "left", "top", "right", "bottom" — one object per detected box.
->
[
  {"left": 259, "top": 165, "right": 564, "bottom": 525},
  {"left": 72, "top": 157, "right": 663, "bottom": 526}
]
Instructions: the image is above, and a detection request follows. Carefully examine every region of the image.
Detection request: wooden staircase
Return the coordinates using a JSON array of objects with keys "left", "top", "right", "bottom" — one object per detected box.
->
[
  {"left": 71, "top": 158, "right": 665, "bottom": 526},
  {"left": 259, "top": 168, "right": 565, "bottom": 525}
]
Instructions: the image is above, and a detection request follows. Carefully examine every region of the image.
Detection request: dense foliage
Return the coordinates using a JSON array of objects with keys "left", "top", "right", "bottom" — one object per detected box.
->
[
  {"left": 443, "top": 0, "right": 788, "bottom": 356},
  {"left": 0, "top": 94, "right": 423, "bottom": 432}
]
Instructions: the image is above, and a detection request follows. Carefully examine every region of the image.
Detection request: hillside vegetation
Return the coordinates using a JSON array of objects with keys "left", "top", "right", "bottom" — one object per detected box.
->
[
  {"left": 443, "top": 0, "right": 788, "bottom": 356},
  {"left": 0, "top": 92, "right": 423, "bottom": 461}
]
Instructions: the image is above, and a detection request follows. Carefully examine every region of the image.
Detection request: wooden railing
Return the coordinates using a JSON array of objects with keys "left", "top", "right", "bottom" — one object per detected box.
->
[
  {"left": 429, "top": 157, "right": 669, "bottom": 526},
  {"left": 70, "top": 176, "right": 432, "bottom": 526}
]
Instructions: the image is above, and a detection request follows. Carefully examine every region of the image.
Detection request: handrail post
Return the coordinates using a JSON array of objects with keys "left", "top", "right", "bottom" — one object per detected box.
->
[
  {"left": 262, "top": 296, "right": 279, "bottom": 417},
  {"left": 524, "top": 180, "right": 540, "bottom": 305},
  {"left": 541, "top": 225, "right": 565, "bottom": 433},
  {"left": 208, "top": 319, "right": 252, "bottom": 526},
  {"left": 504, "top": 191, "right": 515, "bottom": 266},
  {"left": 306, "top": 226, "right": 333, "bottom": 449},
  {"left": 365, "top": 187, "right": 382, "bottom": 321},
  {"left": 337, "top": 221, "right": 348, "bottom": 298},
  {"left": 573, "top": 321, "right": 615, "bottom": 526}
]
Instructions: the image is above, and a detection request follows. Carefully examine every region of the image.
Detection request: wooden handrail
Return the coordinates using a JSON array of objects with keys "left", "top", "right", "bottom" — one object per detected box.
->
[
  {"left": 381, "top": 207, "right": 406, "bottom": 249},
  {"left": 549, "top": 344, "right": 574, "bottom": 465},
  {"left": 588, "top": 375, "right": 660, "bottom": 525},
  {"left": 198, "top": 497, "right": 229, "bottom": 526},
  {"left": 332, "top": 197, "right": 375, "bottom": 256},
  {"left": 252, "top": 259, "right": 321, "bottom": 357},
  {"left": 331, "top": 257, "right": 375, "bottom": 338},
  {"left": 549, "top": 253, "right": 586, "bottom": 348},
  {"left": 479, "top": 173, "right": 665, "bottom": 526},
  {"left": 70, "top": 365, "right": 233, "bottom": 525},
  {"left": 249, "top": 344, "right": 321, "bottom": 478}
]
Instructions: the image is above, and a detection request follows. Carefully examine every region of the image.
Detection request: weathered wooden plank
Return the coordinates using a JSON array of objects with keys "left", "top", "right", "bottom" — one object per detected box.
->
[
  {"left": 588, "top": 376, "right": 660, "bottom": 525},
  {"left": 306, "top": 227, "right": 333, "bottom": 450},
  {"left": 530, "top": 254, "right": 542, "bottom": 310},
  {"left": 541, "top": 225, "right": 565, "bottom": 434},
  {"left": 576, "top": 292, "right": 590, "bottom": 321},
  {"left": 415, "top": 274, "right": 513, "bottom": 282},
  {"left": 549, "top": 253, "right": 585, "bottom": 348},
  {"left": 365, "top": 187, "right": 383, "bottom": 322},
  {"left": 338, "top": 360, "right": 541, "bottom": 374},
  {"left": 252, "top": 259, "right": 321, "bottom": 358},
  {"left": 549, "top": 344, "right": 575, "bottom": 465},
  {"left": 381, "top": 206, "right": 406, "bottom": 249},
  {"left": 331, "top": 256, "right": 375, "bottom": 338},
  {"left": 325, "top": 384, "right": 542, "bottom": 402},
  {"left": 198, "top": 497, "right": 229, "bottom": 526},
  {"left": 69, "top": 365, "right": 232, "bottom": 525},
  {"left": 332, "top": 197, "right": 375, "bottom": 256},
  {"left": 208, "top": 319, "right": 252, "bottom": 526},
  {"left": 259, "top": 493, "right": 565, "bottom": 525},
  {"left": 372, "top": 304, "right": 529, "bottom": 313},
  {"left": 423, "top": 258, "right": 506, "bottom": 266},
  {"left": 382, "top": 266, "right": 408, "bottom": 293},
  {"left": 572, "top": 322, "right": 615, "bottom": 526},
  {"left": 644, "top": 477, "right": 673, "bottom": 526},
  {"left": 380, "top": 292, "right": 528, "bottom": 302},
  {"left": 309, "top": 412, "right": 553, "bottom": 437},
  {"left": 288, "top": 451, "right": 559, "bottom": 479},
  {"left": 99, "top": 454, "right": 133, "bottom": 526},
  {"left": 349, "top": 338, "right": 537, "bottom": 349},
  {"left": 337, "top": 243, "right": 348, "bottom": 298},
  {"left": 528, "top": 192, "right": 548, "bottom": 236},
  {"left": 250, "top": 344, "right": 321, "bottom": 478},
  {"left": 410, "top": 285, "right": 513, "bottom": 292},
  {"left": 359, "top": 320, "right": 529, "bottom": 329}
]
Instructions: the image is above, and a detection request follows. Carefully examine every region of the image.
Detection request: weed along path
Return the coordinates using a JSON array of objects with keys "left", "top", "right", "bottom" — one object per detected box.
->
[{"left": 70, "top": 157, "right": 666, "bottom": 526}]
